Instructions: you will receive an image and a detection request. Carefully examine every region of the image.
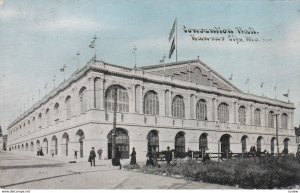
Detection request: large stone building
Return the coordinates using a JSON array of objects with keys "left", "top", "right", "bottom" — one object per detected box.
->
[{"left": 6, "top": 58, "right": 296, "bottom": 161}]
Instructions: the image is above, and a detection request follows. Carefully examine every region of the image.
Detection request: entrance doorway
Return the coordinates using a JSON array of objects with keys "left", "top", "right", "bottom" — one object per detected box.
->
[{"left": 107, "top": 128, "right": 129, "bottom": 159}]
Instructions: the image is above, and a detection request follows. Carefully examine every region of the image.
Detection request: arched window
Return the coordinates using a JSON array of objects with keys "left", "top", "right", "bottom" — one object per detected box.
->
[
  {"left": 38, "top": 113, "right": 42, "bottom": 128},
  {"left": 283, "top": 138, "right": 289, "bottom": 152},
  {"left": 79, "top": 87, "right": 88, "bottom": 114},
  {"left": 241, "top": 135, "right": 248, "bottom": 153},
  {"left": 144, "top": 91, "right": 159, "bottom": 116},
  {"left": 281, "top": 113, "right": 288, "bottom": 129},
  {"left": 30, "top": 141, "right": 34, "bottom": 152},
  {"left": 217, "top": 103, "right": 229, "bottom": 123},
  {"left": 254, "top": 109, "right": 261, "bottom": 126},
  {"left": 257, "top": 136, "right": 263, "bottom": 152},
  {"left": 51, "top": 135, "right": 58, "bottom": 155},
  {"left": 268, "top": 111, "right": 274, "bottom": 128},
  {"left": 271, "top": 137, "right": 276, "bottom": 154},
  {"left": 46, "top": 108, "right": 50, "bottom": 127},
  {"left": 196, "top": 99, "right": 207, "bottom": 121},
  {"left": 54, "top": 103, "right": 59, "bottom": 118},
  {"left": 172, "top": 95, "right": 185, "bottom": 118},
  {"left": 62, "top": 133, "right": 69, "bottom": 156},
  {"left": 43, "top": 138, "right": 48, "bottom": 154},
  {"left": 105, "top": 85, "right": 129, "bottom": 112},
  {"left": 36, "top": 140, "right": 40, "bottom": 151},
  {"left": 220, "top": 134, "right": 231, "bottom": 153},
  {"left": 175, "top": 132, "right": 185, "bottom": 153},
  {"left": 147, "top": 130, "right": 159, "bottom": 152},
  {"left": 107, "top": 128, "right": 129, "bottom": 159},
  {"left": 76, "top": 129, "right": 85, "bottom": 158},
  {"left": 65, "top": 96, "right": 72, "bottom": 119},
  {"left": 238, "top": 106, "right": 246, "bottom": 125},
  {"left": 199, "top": 133, "right": 208, "bottom": 150}
]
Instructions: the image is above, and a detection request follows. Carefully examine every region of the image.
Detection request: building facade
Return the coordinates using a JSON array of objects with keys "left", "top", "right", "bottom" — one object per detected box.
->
[{"left": 6, "top": 58, "right": 296, "bottom": 161}]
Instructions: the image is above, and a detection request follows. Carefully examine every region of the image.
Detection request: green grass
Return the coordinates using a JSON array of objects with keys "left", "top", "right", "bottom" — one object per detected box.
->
[{"left": 124, "top": 156, "right": 300, "bottom": 189}]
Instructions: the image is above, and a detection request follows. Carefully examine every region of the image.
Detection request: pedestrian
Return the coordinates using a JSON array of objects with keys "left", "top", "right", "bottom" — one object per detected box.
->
[
  {"left": 114, "top": 146, "right": 122, "bottom": 169},
  {"left": 130, "top": 147, "right": 136, "bottom": 165},
  {"left": 187, "top": 148, "right": 192, "bottom": 159},
  {"left": 74, "top": 150, "right": 78, "bottom": 159},
  {"left": 89, "top": 147, "right": 96, "bottom": 166},
  {"left": 165, "top": 146, "right": 172, "bottom": 166},
  {"left": 152, "top": 147, "right": 157, "bottom": 166},
  {"left": 146, "top": 150, "right": 154, "bottom": 166},
  {"left": 97, "top": 148, "right": 103, "bottom": 160}
]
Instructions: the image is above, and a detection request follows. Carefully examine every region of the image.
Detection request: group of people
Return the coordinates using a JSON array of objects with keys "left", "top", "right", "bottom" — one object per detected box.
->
[
  {"left": 37, "top": 147, "right": 44, "bottom": 156},
  {"left": 146, "top": 146, "right": 173, "bottom": 166}
]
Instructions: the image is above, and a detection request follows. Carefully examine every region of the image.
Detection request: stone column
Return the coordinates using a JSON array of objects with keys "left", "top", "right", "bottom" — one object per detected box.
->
[
  {"left": 133, "top": 85, "right": 138, "bottom": 113},
  {"left": 264, "top": 108, "right": 268, "bottom": 127},
  {"left": 189, "top": 94, "right": 195, "bottom": 119},
  {"left": 159, "top": 89, "right": 165, "bottom": 116},
  {"left": 185, "top": 92, "right": 191, "bottom": 119},
  {"left": 233, "top": 102, "right": 237, "bottom": 123},
  {"left": 72, "top": 88, "right": 79, "bottom": 117},
  {"left": 139, "top": 85, "right": 143, "bottom": 114},
  {"left": 169, "top": 91, "right": 172, "bottom": 117},
  {"left": 95, "top": 78, "right": 104, "bottom": 110},
  {"left": 290, "top": 112, "right": 294, "bottom": 130},
  {"left": 249, "top": 104, "right": 253, "bottom": 125},
  {"left": 88, "top": 77, "right": 95, "bottom": 110},
  {"left": 206, "top": 98, "right": 212, "bottom": 121}
]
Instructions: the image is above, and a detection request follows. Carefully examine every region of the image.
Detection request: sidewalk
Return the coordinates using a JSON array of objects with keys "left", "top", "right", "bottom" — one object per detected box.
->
[{"left": 0, "top": 151, "right": 237, "bottom": 189}]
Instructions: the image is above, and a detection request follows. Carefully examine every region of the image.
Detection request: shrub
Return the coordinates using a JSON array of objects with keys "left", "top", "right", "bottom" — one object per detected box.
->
[{"left": 124, "top": 157, "right": 300, "bottom": 189}]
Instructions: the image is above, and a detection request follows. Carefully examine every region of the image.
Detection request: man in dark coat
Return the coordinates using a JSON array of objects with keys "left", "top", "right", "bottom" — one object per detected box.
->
[
  {"left": 165, "top": 146, "right": 172, "bottom": 165},
  {"left": 114, "top": 146, "right": 122, "bottom": 169},
  {"left": 89, "top": 147, "right": 96, "bottom": 166}
]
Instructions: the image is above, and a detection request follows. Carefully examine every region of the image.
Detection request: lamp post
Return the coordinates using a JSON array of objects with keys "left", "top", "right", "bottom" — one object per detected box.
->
[{"left": 111, "top": 86, "right": 118, "bottom": 159}]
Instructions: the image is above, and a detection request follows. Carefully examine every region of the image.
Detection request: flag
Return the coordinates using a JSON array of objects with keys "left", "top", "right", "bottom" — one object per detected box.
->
[
  {"left": 89, "top": 35, "right": 97, "bottom": 48},
  {"left": 169, "top": 19, "right": 176, "bottom": 42},
  {"left": 260, "top": 82, "right": 264, "bottom": 88},
  {"left": 169, "top": 37, "right": 175, "bottom": 59},
  {"left": 89, "top": 42, "right": 95, "bottom": 48},
  {"left": 283, "top": 90, "right": 289, "bottom": 97},
  {"left": 159, "top": 54, "right": 166, "bottom": 63},
  {"left": 229, "top": 74, "right": 233, "bottom": 80},
  {"left": 245, "top": 78, "right": 249, "bottom": 84},
  {"left": 60, "top": 64, "right": 66, "bottom": 72}
]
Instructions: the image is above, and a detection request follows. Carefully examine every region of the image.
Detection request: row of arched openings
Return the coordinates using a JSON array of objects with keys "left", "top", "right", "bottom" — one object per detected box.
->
[{"left": 9, "top": 129, "right": 290, "bottom": 157}]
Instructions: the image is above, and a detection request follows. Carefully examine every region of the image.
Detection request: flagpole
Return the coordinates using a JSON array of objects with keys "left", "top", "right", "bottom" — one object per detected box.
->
[
  {"left": 175, "top": 17, "right": 178, "bottom": 62},
  {"left": 246, "top": 79, "right": 250, "bottom": 94}
]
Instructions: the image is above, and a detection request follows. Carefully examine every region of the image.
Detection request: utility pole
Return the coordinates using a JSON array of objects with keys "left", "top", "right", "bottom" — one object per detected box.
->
[{"left": 112, "top": 86, "right": 118, "bottom": 159}]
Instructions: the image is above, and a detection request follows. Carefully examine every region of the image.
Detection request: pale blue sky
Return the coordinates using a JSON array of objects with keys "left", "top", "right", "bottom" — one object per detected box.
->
[{"left": 0, "top": 0, "right": 300, "bottom": 133}]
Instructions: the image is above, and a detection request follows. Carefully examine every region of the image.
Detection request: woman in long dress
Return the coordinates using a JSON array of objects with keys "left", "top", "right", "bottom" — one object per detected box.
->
[{"left": 130, "top": 147, "right": 136, "bottom": 165}]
